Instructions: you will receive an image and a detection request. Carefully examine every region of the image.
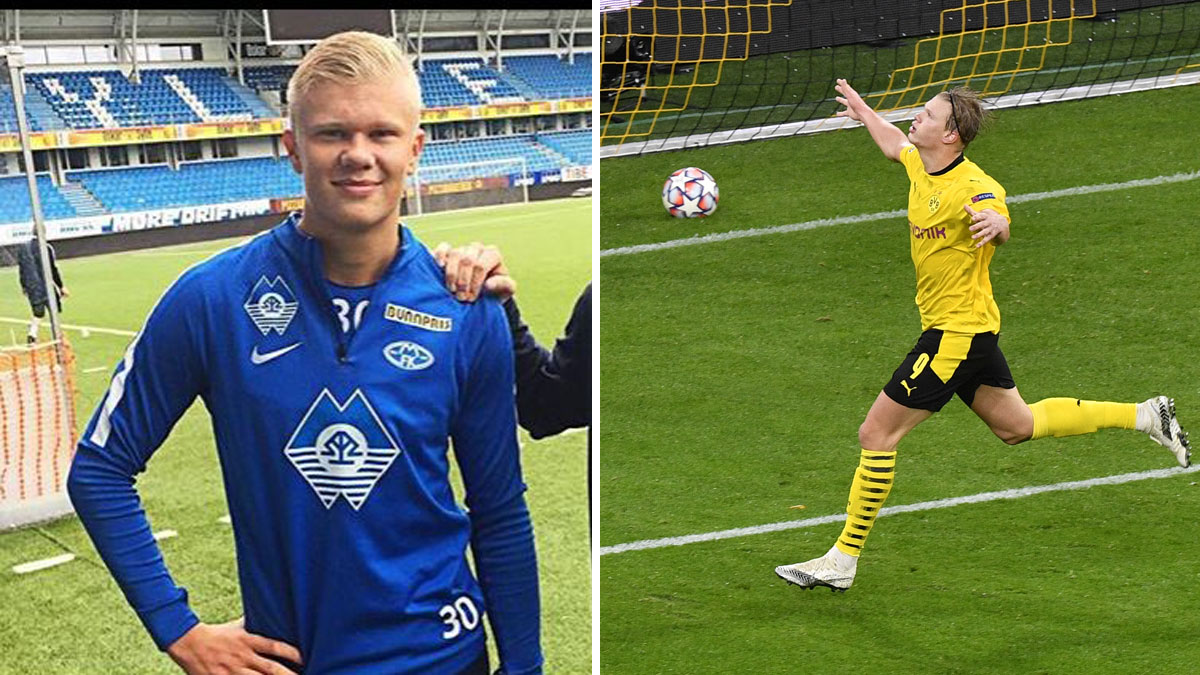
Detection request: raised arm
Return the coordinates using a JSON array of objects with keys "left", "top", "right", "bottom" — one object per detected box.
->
[{"left": 834, "top": 79, "right": 908, "bottom": 162}]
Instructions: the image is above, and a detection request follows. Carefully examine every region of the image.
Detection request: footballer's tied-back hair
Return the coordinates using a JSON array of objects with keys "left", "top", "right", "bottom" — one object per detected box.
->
[
  {"left": 287, "top": 30, "right": 422, "bottom": 129},
  {"left": 939, "top": 86, "right": 990, "bottom": 147}
]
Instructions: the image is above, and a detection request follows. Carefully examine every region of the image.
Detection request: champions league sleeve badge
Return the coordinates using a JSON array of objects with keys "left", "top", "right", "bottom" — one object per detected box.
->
[
  {"left": 283, "top": 389, "right": 403, "bottom": 510},
  {"left": 244, "top": 276, "right": 299, "bottom": 335}
]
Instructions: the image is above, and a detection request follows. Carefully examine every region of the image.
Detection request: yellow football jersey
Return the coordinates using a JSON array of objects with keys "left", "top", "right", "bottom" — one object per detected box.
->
[{"left": 898, "top": 143, "right": 1009, "bottom": 333}]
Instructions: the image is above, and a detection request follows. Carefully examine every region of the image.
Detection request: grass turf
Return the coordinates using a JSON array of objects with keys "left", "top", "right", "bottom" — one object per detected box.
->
[
  {"left": 0, "top": 198, "right": 592, "bottom": 674},
  {"left": 599, "top": 84, "right": 1200, "bottom": 672}
]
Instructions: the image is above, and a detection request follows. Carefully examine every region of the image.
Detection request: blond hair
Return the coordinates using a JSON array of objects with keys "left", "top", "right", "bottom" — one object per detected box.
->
[
  {"left": 287, "top": 31, "right": 422, "bottom": 128},
  {"left": 939, "top": 86, "right": 990, "bottom": 147}
]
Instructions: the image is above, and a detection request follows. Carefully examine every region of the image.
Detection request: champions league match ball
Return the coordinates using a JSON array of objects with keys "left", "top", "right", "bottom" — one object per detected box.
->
[{"left": 662, "top": 167, "right": 719, "bottom": 218}]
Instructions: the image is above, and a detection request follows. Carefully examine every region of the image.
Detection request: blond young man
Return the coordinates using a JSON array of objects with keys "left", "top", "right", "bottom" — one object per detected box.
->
[
  {"left": 774, "top": 80, "right": 1190, "bottom": 592},
  {"left": 69, "top": 32, "right": 541, "bottom": 674}
]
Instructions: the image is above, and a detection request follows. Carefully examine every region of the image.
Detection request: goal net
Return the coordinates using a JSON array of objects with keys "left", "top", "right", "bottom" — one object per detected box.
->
[
  {"left": 0, "top": 339, "right": 78, "bottom": 530},
  {"left": 408, "top": 157, "right": 531, "bottom": 215},
  {"left": 600, "top": 0, "right": 1200, "bottom": 156}
]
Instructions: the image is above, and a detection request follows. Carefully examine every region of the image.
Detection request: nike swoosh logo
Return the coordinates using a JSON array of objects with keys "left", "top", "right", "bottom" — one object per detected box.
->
[{"left": 251, "top": 342, "right": 302, "bottom": 365}]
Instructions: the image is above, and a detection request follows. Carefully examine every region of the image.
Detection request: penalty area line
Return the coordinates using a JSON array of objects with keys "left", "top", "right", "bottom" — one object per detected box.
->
[
  {"left": 600, "top": 169, "right": 1200, "bottom": 257},
  {"left": 0, "top": 316, "right": 136, "bottom": 338},
  {"left": 11, "top": 553, "right": 76, "bottom": 575},
  {"left": 600, "top": 464, "right": 1200, "bottom": 556}
]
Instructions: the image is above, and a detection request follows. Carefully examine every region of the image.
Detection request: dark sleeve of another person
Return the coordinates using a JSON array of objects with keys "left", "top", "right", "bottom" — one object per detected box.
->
[
  {"left": 49, "top": 245, "right": 63, "bottom": 291},
  {"left": 503, "top": 283, "right": 591, "bottom": 439}
]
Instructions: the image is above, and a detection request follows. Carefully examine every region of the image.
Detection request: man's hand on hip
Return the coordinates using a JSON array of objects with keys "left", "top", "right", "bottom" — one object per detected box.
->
[{"left": 167, "top": 619, "right": 302, "bottom": 674}]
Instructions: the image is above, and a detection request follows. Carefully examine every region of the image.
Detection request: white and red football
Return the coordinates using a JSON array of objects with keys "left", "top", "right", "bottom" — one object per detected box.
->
[{"left": 662, "top": 167, "right": 719, "bottom": 218}]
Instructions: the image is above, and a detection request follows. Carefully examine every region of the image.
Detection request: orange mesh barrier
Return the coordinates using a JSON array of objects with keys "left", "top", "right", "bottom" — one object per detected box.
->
[{"left": 0, "top": 338, "right": 78, "bottom": 529}]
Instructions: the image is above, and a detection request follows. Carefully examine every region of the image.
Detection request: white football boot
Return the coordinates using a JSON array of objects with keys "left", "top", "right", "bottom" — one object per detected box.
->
[
  {"left": 774, "top": 546, "right": 857, "bottom": 592},
  {"left": 1137, "top": 396, "right": 1191, "bottom": 468}
]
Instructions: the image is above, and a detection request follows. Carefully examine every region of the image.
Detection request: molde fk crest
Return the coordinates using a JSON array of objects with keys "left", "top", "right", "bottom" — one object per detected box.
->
[
  {"left": 244, "top": 276, "right": 299, "bottom": 335},
  {"left": 283, "top": 389, "right": 402, "bottom": 510}
]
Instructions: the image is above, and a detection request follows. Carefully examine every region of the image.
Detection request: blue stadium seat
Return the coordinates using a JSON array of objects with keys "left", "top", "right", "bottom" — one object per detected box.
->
[
  {"left": 244, "top": 56, "right": 591, "bottom": 108},
  {"left": 0, "top": 175, "right": 78, "bottom": 224},
  {"left": 418, "top": 132, "right": 590, "bottom": 181},
  {"left": 68, "top": 157, "right": 303, "bottom": 213},
  {"left": 501, "top": 54, "right": 591, "bottom": 99},
  {"left": 535, "top": 129, "right": 592, "bottom": 165},
  {"left": 27, "top": 68, "right": 259, "bottom": 129}
]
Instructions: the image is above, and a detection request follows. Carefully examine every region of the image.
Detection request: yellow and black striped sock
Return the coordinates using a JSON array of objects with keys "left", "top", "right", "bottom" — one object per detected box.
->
[
  {"left": 834, "top": 448, "right": 897, "bottom": 557},
  {"left": 1029, "top": 398, "right": 1136, "bottom": 440}
]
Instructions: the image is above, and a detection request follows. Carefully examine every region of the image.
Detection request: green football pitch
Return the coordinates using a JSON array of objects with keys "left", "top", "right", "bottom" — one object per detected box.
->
[
  {"left": 0, "top": 198, "right": 591, "bottom": 673},
  {"left": 600, "top": 85, "right": 1200, "bottom": 673}
]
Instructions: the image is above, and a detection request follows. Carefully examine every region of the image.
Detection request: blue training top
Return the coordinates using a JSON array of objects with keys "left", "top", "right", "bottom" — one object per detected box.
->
[{"left": 68, "top": 214, "right": 542, "bottom": 674}]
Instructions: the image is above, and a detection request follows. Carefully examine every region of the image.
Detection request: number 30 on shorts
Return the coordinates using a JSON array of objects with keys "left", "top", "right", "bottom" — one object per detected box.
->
[{"left": 439, "top": 595, "right": 481, "bottom": 639}]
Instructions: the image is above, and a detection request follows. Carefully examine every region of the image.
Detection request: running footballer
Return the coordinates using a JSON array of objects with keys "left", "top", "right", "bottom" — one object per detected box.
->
[{"left": 773, "top": 80, "right": 1191, "bottom": 593}]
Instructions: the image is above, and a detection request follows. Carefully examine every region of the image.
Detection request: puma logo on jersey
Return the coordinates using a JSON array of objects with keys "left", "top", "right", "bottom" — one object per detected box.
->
[
  {"left": 900, "top": 380, "right": 917, "bottom": 396},
  {"left": 250, "top": 342, "right": 302, "bottom": 365}
]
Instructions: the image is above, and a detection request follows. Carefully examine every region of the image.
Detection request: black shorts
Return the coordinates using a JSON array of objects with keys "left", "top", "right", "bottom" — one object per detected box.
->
[
  {"left": 457, "top": 648, "right": 489, "bottom": 675},
  {"left": 882, "top": 329, "right": 1016, "bottom": 412},
  {"left": 30, "top": 295, "right": 61, "bottom": 318}
]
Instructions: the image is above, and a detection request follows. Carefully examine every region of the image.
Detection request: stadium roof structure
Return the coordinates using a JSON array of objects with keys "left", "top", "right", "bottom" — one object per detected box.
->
[{"left": 0, "top": 9, "right": 587, "bottom": 42}]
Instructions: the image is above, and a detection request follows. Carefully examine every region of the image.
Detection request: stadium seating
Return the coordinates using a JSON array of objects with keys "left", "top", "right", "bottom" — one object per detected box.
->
[
  {"left": 0, "top": 175, "right": 77, "bottom": 224},
  {"left": 0, "top": 84, "right": 44, "bottom": 133},
  {"left": 27, "top": 68, "right": 262, "bottom": 128},
  {"left": 243, "top": 66, "right": 294, "bottom": 95},
  {"left": 0, "top": 127, "right": 591, "bottom": 224},
  {"left": 535, "top": 129, "right": 591, "bottom": 165},
  {"left": 244, "top": 56, "right": 589, "bottom": 108},
  {"left": 69, "top": 157, "right": 303, "bottom": 213},
  {"left": 501, "top": 54, "right": 591, "bottom": 100},
  {"left": 419, "top": 134, "right": 580, "bottom": 182}
]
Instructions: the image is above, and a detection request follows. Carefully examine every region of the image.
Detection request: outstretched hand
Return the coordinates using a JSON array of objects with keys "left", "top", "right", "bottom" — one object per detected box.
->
[
  {"left": 432, "top": 242, "right": 517, "bottom": 302},
  {"left": 166, "top": 619, "right": 302, "bottom": 674},
  {"left": 834, "top": 79, "right": 872, "bottom": 122},
  {"left": 965, "top": 204, "right": 1010, "bottom": 247}
]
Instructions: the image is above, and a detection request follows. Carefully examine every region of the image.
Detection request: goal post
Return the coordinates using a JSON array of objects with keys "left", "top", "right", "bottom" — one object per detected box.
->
[
  {"left": 0, "top": 340, "right": 79, "bottom": 530},
  {"left": 408, "top": 156, "right": 531, "bottom": 214}
]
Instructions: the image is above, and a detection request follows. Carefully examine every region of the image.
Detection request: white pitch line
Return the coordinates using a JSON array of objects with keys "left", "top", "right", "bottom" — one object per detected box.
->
[
  {"left": 152, "top": 529, "right": 178, "bottom": 541},
  {"left": 600, "top": 464, "right": 1200, "bottom": 556},
  {"left": 217, "top": 515, "right": 231, "bottom": 525},
  {"left": 0, "top": 317, "right": 136, "bottom": 338},
  {"left": 11, "top": 553, "right": 76, "bottom": 575},
  {"left": 82, "top": 366, "right": 108, "bottom": 374},
  {"left": 600, "top": 169, "right": 1200, "bottom": 257}
]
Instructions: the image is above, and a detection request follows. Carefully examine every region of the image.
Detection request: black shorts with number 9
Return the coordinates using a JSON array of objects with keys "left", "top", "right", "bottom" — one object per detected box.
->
[{"left": 882, "top": 329, "right": 1016, "bottom": 412}]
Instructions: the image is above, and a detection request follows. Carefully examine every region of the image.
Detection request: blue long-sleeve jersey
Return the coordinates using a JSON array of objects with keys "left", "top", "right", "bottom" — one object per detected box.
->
[{"left": 67, "top": 215, "right": 542, "bottom": 674}]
